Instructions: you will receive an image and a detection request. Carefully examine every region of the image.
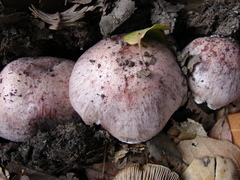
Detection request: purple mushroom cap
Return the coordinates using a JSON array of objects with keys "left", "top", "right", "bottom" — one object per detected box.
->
[
  {"left": 69, "top": 35, "right": 187, "bottom": 143},
  {"left": 0, "top": 57, "right": 80, "bottom": 142},
  {"left": 182, "top": 37, "right": 240, "bottom": 110}
]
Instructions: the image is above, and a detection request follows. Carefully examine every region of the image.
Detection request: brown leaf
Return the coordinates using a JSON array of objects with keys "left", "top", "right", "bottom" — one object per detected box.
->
[
  {"left": 209, "top": 116, "right": 233, "bottom": 142},
  {"left": 181, "top": 157, "right": 215, "bottom": 180},
  {"left": 174, "top": 119, "right": 208, "bottom": 137},
  {"left": 216, "top": 156, "right": 239, "bottom": 180},
  {"left": 227, "top": 113, "right": 240, "bottom": 148},
  {"left": 177, "top": 136, "right": 240, "bottom": 176},
  {"left": 146, "top": 132, "right": 186, "bottom": 174},
  {"left": 181, "top": 156, "right": 239, "bottom": 180},
  {"left": 113, "top": 149, "right": 128, "bottom": 163},
  {"left": 85, "top": 162, "right": 118, "bottom": 180}
]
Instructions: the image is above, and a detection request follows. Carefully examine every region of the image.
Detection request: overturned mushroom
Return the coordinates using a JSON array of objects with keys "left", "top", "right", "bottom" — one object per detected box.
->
[
  {"left": 180, "top": 37, "right": 240, "bottom": 110},
  {"left": 69, "top": 34, "right": 187, "bottom": 143},
  {"left": 114, "top": 163, "right": 179, "bottom": 180},
  {"left": 0, "top": 57, "right": 80, "bottom": 142}
]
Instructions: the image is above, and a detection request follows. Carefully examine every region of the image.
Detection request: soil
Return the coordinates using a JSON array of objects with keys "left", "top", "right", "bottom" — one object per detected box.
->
[{"left": 0, "top": 0, "right": 239, "bottom": 179}]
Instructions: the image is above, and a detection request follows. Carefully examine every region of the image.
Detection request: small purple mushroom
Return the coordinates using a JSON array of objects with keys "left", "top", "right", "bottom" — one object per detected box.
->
[
  {"left": 69, "top": 35, "right": 187, "bottom": 143},
  {"left": 181, "top": 37, "right": 240, "bottom": 110},
  {"left": 0, "top": 57, "right": 80, "bottom": 142}
]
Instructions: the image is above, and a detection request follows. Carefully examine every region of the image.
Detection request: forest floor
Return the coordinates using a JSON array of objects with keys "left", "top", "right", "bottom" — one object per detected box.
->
[{"left": 0, "top": 0, "right": 240, "bottom": 179}]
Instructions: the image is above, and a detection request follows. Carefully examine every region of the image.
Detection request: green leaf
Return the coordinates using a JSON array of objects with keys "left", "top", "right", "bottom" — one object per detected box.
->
[{"left": 123, "top": 24, "right": 171, "bottom": 46}]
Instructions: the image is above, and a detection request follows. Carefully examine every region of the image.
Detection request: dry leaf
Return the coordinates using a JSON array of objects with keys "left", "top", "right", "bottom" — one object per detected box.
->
[
  {"left": 146, "top": 132, "right": 185, "bottom": 174},
  {"left": 181, "top": 157, "right": 215, "bottom": 180},
  {"left": 174, "top": 119, "right": 208, "bottom": 137},
  {"left": 129, "top": 144, "right": 145, "bottom": 153},
  {"left": 177, "top": 133, "right": 196, "bottom": 141},
  {"left": 209, "top": 116, "right": 233, "bottom": 142},
  {"left": 113, "top": 149, "right": 128, "bottom": 163},
  {"left": 216, "top": 156, "right": 239, "bottom": 180},
  {"left": 170, "top": 119, "right": 207, "bottom": 144},
  {"left": 167, "top": 127, "right": 181, "bottom": 137},
  {"left": 181, "top": 156, "right": 239, "bottom": 180},
  {"left": 227, "top": 113, "right": 240, "bottom": 148},
  {"left": 177, "top": 136, "right": 240, "bottom": 176},
  {"left": 85, "top": 161, "right": 119, "bottom": 180},
  {"left": 216, "top": 98, "right": 240, "bottom": 120}
]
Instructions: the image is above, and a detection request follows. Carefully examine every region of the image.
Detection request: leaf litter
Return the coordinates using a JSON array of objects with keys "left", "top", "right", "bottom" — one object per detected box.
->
[{"left": 1, "top": 0, "right": 240, "bottom": 179}]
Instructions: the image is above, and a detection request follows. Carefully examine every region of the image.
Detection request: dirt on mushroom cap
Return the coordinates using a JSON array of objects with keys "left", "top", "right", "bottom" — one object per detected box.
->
[
  {"left": 69, "top": 34, "right": 188, "bottom": 144},
  {"left": 181, "top": 37, "right": 240, "bottom": 110}
]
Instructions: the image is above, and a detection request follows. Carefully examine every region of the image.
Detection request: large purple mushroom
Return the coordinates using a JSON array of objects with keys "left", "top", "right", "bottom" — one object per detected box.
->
[
  {"left": 69, "top": 35, "right": 187, "bottom": 143},
  {"left": 0, "top": 57, "right": 80, "bottom": 142}
]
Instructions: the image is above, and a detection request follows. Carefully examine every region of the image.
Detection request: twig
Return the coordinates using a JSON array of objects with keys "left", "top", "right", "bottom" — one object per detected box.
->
[{"left": 101, "top": 142, "right": 108, "bottom": 178}]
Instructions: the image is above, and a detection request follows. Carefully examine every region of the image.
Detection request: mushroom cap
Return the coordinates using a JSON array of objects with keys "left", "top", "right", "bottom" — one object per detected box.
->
[
  {"left": 69, "top": 35, "right": 187, "bottom": 143},
  {"left": 182, "top": 37, "right": 240, "bottom": 110},
  {"left": 0, "top": 57, "right": 80, "bottom": 142}
]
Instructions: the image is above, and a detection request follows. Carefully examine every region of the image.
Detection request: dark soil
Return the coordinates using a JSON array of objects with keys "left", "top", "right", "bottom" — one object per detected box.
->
[{"left": 0, "top": 0, "right": 239, "bottom": 179}]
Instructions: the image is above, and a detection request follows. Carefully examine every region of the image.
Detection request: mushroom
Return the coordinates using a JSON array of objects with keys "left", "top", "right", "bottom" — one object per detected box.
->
[
  {"left": 69, "top": 34, "right": 187, "bottom": 143},
  {"left": 114, "top": 163, "right": 179, "bottom": 180},
  {"left": 180, "top": 37, "right": 240, "bottom": 110},
  {"left": 0, "top": 57, "right": 81, "bottom": 142}
]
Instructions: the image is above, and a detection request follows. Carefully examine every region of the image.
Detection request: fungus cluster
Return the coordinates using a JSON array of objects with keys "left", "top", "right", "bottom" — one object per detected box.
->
[
  {"left": 1, "top": 32, "right": 238, "bottom": 145},
  {"left": 181, "top": 37, "right": 240, "bottom": 110},
  {"left": 69, "top": 34, "right": 187, "bottom": 143},
  {"left": 0, "top": 57, "right": 80, "bottom": 142}
]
